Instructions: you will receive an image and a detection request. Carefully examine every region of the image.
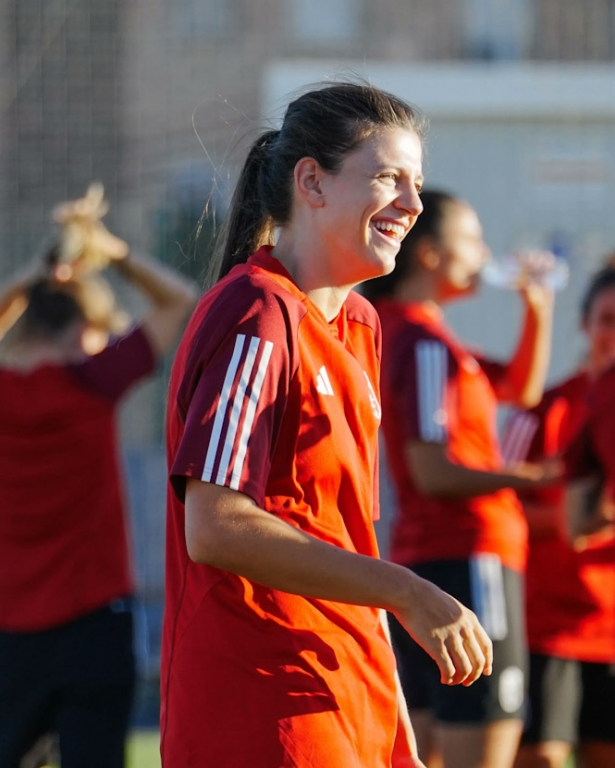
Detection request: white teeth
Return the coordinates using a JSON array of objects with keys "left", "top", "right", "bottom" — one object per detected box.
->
[{"left": 373, "top": 221, "right": 405, "bottom": 238}]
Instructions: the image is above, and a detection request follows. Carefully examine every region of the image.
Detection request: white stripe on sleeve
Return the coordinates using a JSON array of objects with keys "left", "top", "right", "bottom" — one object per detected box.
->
[
  {"left": 229, "top": 340, "right": 274, "bottom": 490},
  {"left": 202, "top": 334, "right": 246, "bottom": 482},
  {"left": 416, "top": 340, "right": 448, "bottom": 442},
  {"left": 501, "top": 411, "right": 539, "bottom": 465},
  {"left": 215, "top": 335, "right": 261, "bottom": 485},
  {"left": 470, "top": 554, "right": 508, "bottom": 641}
]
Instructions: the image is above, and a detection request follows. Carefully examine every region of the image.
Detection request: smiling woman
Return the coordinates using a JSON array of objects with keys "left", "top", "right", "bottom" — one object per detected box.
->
[
  {"left": 161, "top": 84, "right": 493, "bottom": 768},
  {"left": 364, "top": 190, "right": 560, "bottom": 768}
]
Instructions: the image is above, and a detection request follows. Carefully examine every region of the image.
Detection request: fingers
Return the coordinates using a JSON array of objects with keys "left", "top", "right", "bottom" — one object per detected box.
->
[
  {"left": 396, "top": 577, "right": 493, "bottom": 688},
  {"left": 431, "top": 613, "right": 493, "bottom": 687},
  {"left": 459, "top": 621, "right": 492, "bottom": 686},
  {"left": 52, "top": 183, "right": 109, "bottom": 225},
  {"left": 433, "top": 642, "right": 457, "bottom": 686}
]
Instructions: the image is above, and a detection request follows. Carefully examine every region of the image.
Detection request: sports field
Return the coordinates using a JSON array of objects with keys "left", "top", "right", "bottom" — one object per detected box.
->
[
  {"left": 45, "top": 730, "right": 577, "bottom": 767},
  {"left": 46, "top": 730, "right": 160, "bottom": 768},
  {"left": 126, "top": 730, "right": 161, "bottom": 768}
]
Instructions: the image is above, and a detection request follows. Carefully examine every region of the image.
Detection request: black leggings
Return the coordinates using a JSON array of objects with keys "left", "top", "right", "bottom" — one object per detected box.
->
[{"left": 0, "top": 600, "right": 135, "bottom": 768}]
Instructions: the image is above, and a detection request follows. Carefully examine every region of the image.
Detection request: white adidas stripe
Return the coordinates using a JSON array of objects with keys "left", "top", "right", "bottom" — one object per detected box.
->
[
  {"left": 501, "top": 411, "right": 539, "bottom": 464},
  {"left": 201, "top": 334, "right": 274, "bottom": 488},
  {"left": 470, "top": 555, "right": 508, "bottom": 641},
  {"left": 202, "top": 334, "right": 246, "bottom": 483},
  {"left": 416, "top": 340, "right": 447, "bottom": 442},
  {"left": 215, "top": 336, "right": 261, "bottom": 485},
  {"left": 230, "top": 340, "right": 273, "bottom": 490}
]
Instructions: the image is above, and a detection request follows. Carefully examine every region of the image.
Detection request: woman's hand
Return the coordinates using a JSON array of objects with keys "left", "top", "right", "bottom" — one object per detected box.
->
[
  {"left": 514, "top": 249, "right": 557, "bottom": 313},
  {"left": 51, "top": 183, "right": 129, "bottom": 279},
  {"left": 570, "top": 481, "right": 615, "bottom": 550},
  {"left": 393, "top": 575, "right": 493, "bottom": 687}
]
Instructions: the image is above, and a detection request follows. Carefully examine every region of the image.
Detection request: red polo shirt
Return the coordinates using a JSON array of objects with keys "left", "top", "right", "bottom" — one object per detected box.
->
[
  {"left": 0, "top": 327, "right": 155, "bottom": 631},
  {"left": 377, "top": 299, "right": 528, "bottom": 572},
  {"left": 162, "top": 248, "right": 400, "bottom": 767}
]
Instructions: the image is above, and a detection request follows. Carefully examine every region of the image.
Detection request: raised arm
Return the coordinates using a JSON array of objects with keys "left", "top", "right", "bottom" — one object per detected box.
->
[
  {"left": 0, "top": 259, "right": 46, "bottom": 340},
  {"left": 185, "top": 479, "right": 493, "bottom": 689},
  {"left": 113, "top": 252, "right": 199, "bottom": 357},
  {"left": 492, "top": 280, "right": 554, "bottom": 409},
  {"left": 0, "top": 275, "right": 29, "bottom": 340}
]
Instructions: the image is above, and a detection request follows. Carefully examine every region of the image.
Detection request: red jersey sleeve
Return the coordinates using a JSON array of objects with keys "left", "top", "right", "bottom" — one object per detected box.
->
[
  {"left": 68, "top": 325, "right": 156, "bottom": 402},
  {"left": 395, "top": 333, "right": 454, "bottom": 444},
  {"left": 170, "top": 286, "right": 297, "bottom": 507},
  {"left": 581, "top": 365, "right": 615, "bottom": 484},
  {"left": 502, "top": 398, "right": 559, "bottom": 505},
  {"left": 501, "top": 409, "right": 542, "bottom": 466},
  {"left": 475, "top": 356, "right": 508, "bottom": 391}
]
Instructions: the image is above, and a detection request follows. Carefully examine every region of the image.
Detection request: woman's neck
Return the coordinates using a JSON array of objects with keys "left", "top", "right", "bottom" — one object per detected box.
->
[
  {"left": 272, "top": 236, "right": 352, "bottom": 322},
  {"left": 396, "top": 271, "right": 442, "bottom": 307},
  {"left": 0, "top": 336, "right": 82, "bottom": 370}
]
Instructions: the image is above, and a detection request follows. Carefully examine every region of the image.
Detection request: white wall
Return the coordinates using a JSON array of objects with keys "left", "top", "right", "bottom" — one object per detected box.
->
[{"left": 262, "top": 62, "right": 615, "bottom": 384}]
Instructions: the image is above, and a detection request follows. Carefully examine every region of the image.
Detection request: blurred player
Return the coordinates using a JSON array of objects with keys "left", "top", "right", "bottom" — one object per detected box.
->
[
  {"left": 162, "top": 84, "right": 493, "bottom": 768},
  {"left": 505, "top": 259, "right": 615, "bottom": 768},
  {"left": 364, "top": 190, "right": 560, "bottom": 768},
  {"left": 0, "top": 186, "right": 198, "bottom": 768}
]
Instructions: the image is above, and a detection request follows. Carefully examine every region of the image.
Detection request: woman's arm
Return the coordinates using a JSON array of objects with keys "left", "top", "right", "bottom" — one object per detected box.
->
[
  {"left": 406, "top": 441, "right": 562, "bottom": 498},
  {"left": 493, "top": 282, "right": 554, "bottom": 409},
  {"left": 0, "top": 262, "right": 44, "bottom": 340},
  {"left": 566, "top": 477, "right": 615, "bottom": 550},
  {"left": 185, "top": 478, "right": 493, "bottom": 688},
  {"left": 0, "top": 278, "right": 28, "bottom": 340},
  {"left": 113, "top": 252, "right": 199, "bottom": 357}
]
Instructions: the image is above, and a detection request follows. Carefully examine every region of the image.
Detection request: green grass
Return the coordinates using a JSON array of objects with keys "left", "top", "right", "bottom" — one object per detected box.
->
[
  {"left": 46, "top": 730, "right": 160, "bottom": 768},
  {"left": 48, "top": 730, "right": 578, "bottom": 768},
  {"left": 127, "top": 730, "right": 161, "bottom": 768}
]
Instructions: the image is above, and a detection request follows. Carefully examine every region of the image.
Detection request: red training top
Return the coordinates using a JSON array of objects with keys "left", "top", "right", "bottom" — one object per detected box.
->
[
  {"left": 0, "top": 327, "right": 155, "bottom": 631},
  {"left": 377, "top": 299, "right": 528, "bottom": 572},
  {"left": 503, "top": 372, "right": 615, "bottom": 663},
  {"left": 162, "top": 247, "right": 399, "bottom": 768}
]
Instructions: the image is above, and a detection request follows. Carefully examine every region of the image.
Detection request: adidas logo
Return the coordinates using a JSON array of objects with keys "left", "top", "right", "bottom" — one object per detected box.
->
[{"left": 316, "top": 366, "right": 334, "bottom": 396}]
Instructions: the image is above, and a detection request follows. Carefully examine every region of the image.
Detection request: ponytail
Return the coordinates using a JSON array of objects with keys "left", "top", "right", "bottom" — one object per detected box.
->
[
  {"left": 206, "top": 83, "right": 425, "bottom": 288},
  {"left": 208, "top": 130, "right": 279, "bottom": 286}
]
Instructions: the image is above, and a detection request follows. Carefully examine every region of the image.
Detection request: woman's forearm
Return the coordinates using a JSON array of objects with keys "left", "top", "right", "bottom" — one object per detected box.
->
[
  {"left": 114, "top": 251, "right": 198, "bottom": 310},
  {"left": 185, "top": 478, "right": 493, "bottom": 687},
  {"left": 500, "top": 292, "right": 554, "bottom": 408}
]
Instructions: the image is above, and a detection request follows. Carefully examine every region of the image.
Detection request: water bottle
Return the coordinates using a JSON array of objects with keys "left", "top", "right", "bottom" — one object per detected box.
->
[{"left": 481, "top": 251, "right": 570, "bottom": 292}]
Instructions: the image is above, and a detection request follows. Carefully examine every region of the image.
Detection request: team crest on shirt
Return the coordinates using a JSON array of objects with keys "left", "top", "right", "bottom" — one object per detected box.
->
[{"left": 313, "top": 366, "right": 381, "bottom": 420}]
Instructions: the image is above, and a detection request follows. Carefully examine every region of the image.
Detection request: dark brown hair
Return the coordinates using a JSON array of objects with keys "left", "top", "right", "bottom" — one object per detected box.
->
[
  {"left": 211, "top": 82, "right": 426, "bottom": 285},
  {"left": 21, "top": 279, "right": 85, "bottom": 339},
  {"left": 581, "top": 253, "right": 615, "bottom": 320}
]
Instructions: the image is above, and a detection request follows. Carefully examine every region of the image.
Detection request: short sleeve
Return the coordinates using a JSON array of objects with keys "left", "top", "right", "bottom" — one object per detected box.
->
[
  {"left": 502, "top": 402, "right": 559, "bottom": 505},
  {"left": 475, "top": 355, "right": 508, "bottom": 390},
  {"left": 501, "top": 409, "right": 541, "bottom": 465},
  {"left": 396, "top": 337, "right": 452, "bottom": 444},
  {"left": 69, "top": 326, "right": 156, "bottom": 402},
  {"left": 170, "top": 293, "right": 295, "bottom": 507}
]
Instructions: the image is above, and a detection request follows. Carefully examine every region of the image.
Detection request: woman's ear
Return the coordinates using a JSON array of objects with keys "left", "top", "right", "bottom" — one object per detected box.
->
[
  {"left": 294, "top": 157, "right": 326, "bottom": 208},
  {"left": 416, "top": 236, "right": 441, "bottom": 271}
]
